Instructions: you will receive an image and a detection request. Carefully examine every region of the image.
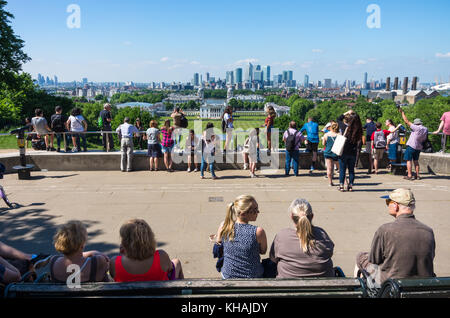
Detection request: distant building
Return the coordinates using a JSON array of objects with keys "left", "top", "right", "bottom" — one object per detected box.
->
[
  {"left": 234, "top": 68, "right": 243, "bottom": 84},
  {"left": 193, "top": 73, "right": 200, "bottom": 86},
  {"left": 226, "top": 71, "right": 234, "bottom": 85},
  {"left": 265, "top": 102, "right": 290, "bottom": 117},
  {"left": 263, "top": 66, "right": 271, "bottom": 83},
  {"left": 324, "top": 78, "right": 332, "bottom": 89},
  {"left": 304, "top": 75, "right": 309, "bottom": 88},
  {"left": 244, "top": 63, "right": 253, "bottom": 82},
  {"left": 200, "top": 104, "right": 226, "bottom": 119}
]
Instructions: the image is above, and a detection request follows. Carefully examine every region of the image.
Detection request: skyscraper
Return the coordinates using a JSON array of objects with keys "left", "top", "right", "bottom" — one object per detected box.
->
[
  {"left": 304, "top": 74, "right": 309, "bottom": 88},
  {"left": 324, "top": 78, "right": 332, "bottom": 89},
  {"left": 193, "top": 73, "right": 200, "bottom": 86},
  {"left": 226, "top": 71, "right": 234, "bottom": 85},
  {"left": 263, "top": 66, "right": 271, "bottom": 83},
  {"left": 54, "top": 76, "right": 58, "bottom": 87},
  {"left": 234, "top": 68, "right": 243, "bottom": 84},
  {"left": 363, "top": 72, "right": 368, "bottom": 89},
  {"left": 244, "top": 63, "right": 253, "bottom": 83},
  {"left": 82, "top": 77, "right": 88, "bottom": 85},
  {"left": 253, "top": 70, "right": 263, "bottom": 83}
]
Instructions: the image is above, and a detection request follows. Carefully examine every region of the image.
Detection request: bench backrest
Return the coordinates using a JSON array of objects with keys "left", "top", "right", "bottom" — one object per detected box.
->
[
  {"left": 4, "top": 278, "right": 366, "bottom": 298},
  {"left": 378, "top": 277, "right": 450, "bottom": 298}
]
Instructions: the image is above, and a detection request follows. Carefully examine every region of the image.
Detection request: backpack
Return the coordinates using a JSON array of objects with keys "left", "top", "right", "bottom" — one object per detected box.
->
[
  {"left": 51, "top": 114, "right": 64, "bottom": 132},
  {"left": 374, "top": 131, "right": 387, "bottom": 149},
  {"left": 422, "top": 136, "right": 433, "bottom": 153},
  {"left": 180, "top": 114, "right": 188, "bottom": 128},
  {"left": 285, "top": 130, "right": 298, "bottom": 152},
  {"left": 97, "top": 116, "right": 103, "bottom": 129}
]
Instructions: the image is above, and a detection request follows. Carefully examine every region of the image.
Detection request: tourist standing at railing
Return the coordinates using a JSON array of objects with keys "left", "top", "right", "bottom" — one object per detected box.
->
[
  {"left": 222, "top": 106, "right": 234, "bottom": 152},
  {"left": 99, "top": 103, "right": 114, "bottom": 152},
  {"left": 386, "top": 119, "right": 401, "bottom": 168},
  {"left": 116, "top": 117, "right": 139, "bottom": 172},
  {"left": 185, "top": 129, "right": 199, "bottom": 173},
  {"left": 50, "top": 106, "right": 70, "bottom": 153},
  {"left": 145, "top": 120, "right": 162, "bottom": 171},
  {"left": 269, "top": 199, "right": 335, "bottom": 278},
  {"left": 215, "top": 195, "right": 267, "bottom": 279},
  {"left": 363, "top": 117, "right": 377, "bottom": 174},
  {"left": 399, "top": 108, "right": 428, "bottom": 181},
  {"left": 170, "top": 107, "right": 184, "bottom": 146},
  {"left": 283, "top": 121, "right": 305, "bottom": 177},
  {"left": 433, "top": 110, "right": 450, "bottom": 153},
  {"left": 300, "top": 117, "right": 320, "bottom": 174},
  {"left": 200, "top": 122, "right": 219, "bottom": 180},
  {"left": 161, "top": 119, "right": 175, "bottom": 172},
  {"left": 338, "top": 113, "right": 363, "bottom": 192},
  {"left": 66, "top": 107, "right": 87, "bottom": 153},
  {"left": 31, "top": 108, "right": 55, "bottom": 152},
  {"left": 263, "top": 106, "right": 276, "bottom": 156},
  {"left": 134, "top": 118, "right": 145, "bottom": 150}
]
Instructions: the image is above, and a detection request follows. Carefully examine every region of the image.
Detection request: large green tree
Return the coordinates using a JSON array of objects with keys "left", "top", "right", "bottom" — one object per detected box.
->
[{"left": 0, "top": 0, "right": 31, "bottom": 88}]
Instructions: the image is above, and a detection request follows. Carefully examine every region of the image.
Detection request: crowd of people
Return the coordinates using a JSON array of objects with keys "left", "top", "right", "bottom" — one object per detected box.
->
[
  {"left": 24, "top": 104, "right": 448, "bottom": 181},
  {"left": 0, "top": 188, "right": 436, "bottom": 292}
]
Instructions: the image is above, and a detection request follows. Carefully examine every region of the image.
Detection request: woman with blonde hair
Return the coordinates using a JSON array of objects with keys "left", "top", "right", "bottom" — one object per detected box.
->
[
  {"left": 215, "top": 195, "right": 267, "bottom": 279},
  {"left": 110, "top": 219, "right": 183, "bottom": 282},
  {"left": 49, "top": 220, "right": 110, "bottom": 283},
  {"left": 269, "top": 199, "right": 335, "bottom": 278}
]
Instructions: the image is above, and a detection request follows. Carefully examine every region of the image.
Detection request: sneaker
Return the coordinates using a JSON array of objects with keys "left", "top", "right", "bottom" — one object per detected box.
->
[
  {"left": 50, "top": 147, "right": 56, "bottom": 151},
  {"left": 65, "top": 147, "right": 71, "bottom": 152},
  {"left": 187, "top": 168, "right": 192, "bottom": 173},
  {"left": 56, "top": 148, "right": 61, "bottom": 153},
  {"left": 193, "top": 168, "right": 198, "bottom": 172},
  {"left": 71, "top": 148, "right": 78, "bottom": 153},
  {"left": 243, "top": 164, "right": 248, "bottom": 170}
]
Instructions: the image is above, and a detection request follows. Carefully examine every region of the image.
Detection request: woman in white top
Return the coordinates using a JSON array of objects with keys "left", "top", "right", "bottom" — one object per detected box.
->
[
  {"left": 385, "top": 119, "right": 401, "bottom": 168},
  {"left": 66, "top": 108, "right": 88, "bottom": 152},
  {"left": 222, "top": 107, "right": 234, "bottom": 152}
]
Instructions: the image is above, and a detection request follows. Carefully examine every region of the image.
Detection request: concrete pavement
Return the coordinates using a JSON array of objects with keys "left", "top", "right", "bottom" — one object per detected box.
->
[{"left": 0, "top": 168, "right": 449, "bottom": 278}]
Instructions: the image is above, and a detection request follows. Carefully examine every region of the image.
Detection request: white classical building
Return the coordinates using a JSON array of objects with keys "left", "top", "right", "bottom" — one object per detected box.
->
[
  {"left": 264, "top": 102, "right": 290, "bottom": 117},
  {"left": 200, "top": 103, "right": 226, "bottom": 119}
]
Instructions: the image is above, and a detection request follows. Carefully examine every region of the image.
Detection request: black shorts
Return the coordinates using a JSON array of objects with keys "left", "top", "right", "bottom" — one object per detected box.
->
[
  {"left": 306, "top": 142, "right": 319, "bottom": 152},
  {"left": 147, "top": 144, "right": 162, "bottom": 158}
]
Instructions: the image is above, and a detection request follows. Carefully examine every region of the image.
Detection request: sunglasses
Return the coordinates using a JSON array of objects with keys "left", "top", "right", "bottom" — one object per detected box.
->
[{"left": 385, "top": 199, "right": 397, "bottom": 206}]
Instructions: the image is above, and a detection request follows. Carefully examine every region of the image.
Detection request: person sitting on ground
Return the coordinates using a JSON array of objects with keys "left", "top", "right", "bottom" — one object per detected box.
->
[
  {"left": 355, "top": 188, "right": 435, "bottom": 289},
  {"left": 145, "top": 120, "right": 162, "bottom": 171},
  {"left": 185, "top": 129, "right": 199, "bottom": 172},
  {"left": 269, "top": 198, "right": 334, "bottom": 278},
  {"left": 323, "top": 122, "right": 340, "bottom": 186},
  {"left": 49, "top": 221, "right": 110, "bottom": 283},
  {"left": 110, "top": 219, "right": 184, "bottom": 282},
  {"left": 31, "top": 108, "right": 55, "bottom": 151},
  {"left": 215, "top": 195, "right": 267, "bottom": 279}
]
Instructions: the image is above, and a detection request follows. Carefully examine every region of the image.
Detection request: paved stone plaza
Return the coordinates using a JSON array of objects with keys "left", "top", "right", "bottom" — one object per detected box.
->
[{"left": 0, "top": 168, "right": 449, "bottom": 278}]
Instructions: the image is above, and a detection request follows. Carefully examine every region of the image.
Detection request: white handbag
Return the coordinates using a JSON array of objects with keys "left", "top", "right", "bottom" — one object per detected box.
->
[{"left": 331, "top": 128, "right": 348, "bottom": 156}]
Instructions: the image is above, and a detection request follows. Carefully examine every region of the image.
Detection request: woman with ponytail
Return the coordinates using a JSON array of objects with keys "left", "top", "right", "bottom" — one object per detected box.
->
[
  {"left": 269, "top": 199, "right": 335, "bottom": 278},
  {"left": 215, "top": 195, "right": 267, "bottom": 279}
]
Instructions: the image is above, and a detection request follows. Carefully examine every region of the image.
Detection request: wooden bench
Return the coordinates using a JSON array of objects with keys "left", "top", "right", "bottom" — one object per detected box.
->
[
  {"left": 377, "top": 277, "right": 450, "bottom": 298},
  {"left": 4, "top": 278, "right": 367, "bottom": 298}
]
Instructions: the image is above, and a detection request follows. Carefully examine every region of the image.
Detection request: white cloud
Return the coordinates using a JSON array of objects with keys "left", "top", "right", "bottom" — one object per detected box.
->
[
  {"left": 233, "top": 58, "right": 259, "bottom": 66},
  {"left": 355, "top": 59, "right": 367, "bottom": 65},
  {"left": 436, "top": 52, "right": 450, "bottom": 58},
  {"left": 190, "top": 61, "right": 200, "bottom": 65},
  {"left": 160, "top": 57, "right": 170, "bottom": 62},
  {"left": 312, "top": 49, "right": 323, "bottom": 53}
]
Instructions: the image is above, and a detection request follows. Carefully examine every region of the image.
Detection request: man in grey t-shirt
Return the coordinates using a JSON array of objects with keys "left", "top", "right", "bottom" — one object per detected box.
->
[
  {"left": 31, "top": 108, "right": 55, "bottom": 151},
  {"left": 355, "top": 188, "right": 435, "bottom": 289}
]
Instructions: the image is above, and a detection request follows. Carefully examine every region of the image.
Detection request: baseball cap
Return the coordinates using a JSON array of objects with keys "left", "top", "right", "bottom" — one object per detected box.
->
[
  {"left": 381, "top": 188, "right": 415, "bottom": 206},
  {"left": 324, "top": 122, "right": 331, "bottom": 129},
  {"left": 413, "top": 118, "right": 423, "bottom": 125}
]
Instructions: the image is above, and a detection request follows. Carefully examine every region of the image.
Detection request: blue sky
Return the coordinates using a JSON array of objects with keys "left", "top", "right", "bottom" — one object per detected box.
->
[{"left": 6, "top": 0, "right": 450, "bottom": 83}]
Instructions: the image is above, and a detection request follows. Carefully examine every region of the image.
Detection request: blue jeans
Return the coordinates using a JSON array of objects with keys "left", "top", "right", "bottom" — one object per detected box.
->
[
  {"left": 285, "top": 150, "right": 299, "bottom": 176},
  {"left": 73, "top": 133, "right": 87, "bottom": 150},
  {"left": 201, "top": 154, "right": 216, "bottom": 178},
  {"left": 339, "top": 154, "right": 356, "bottom": 185},
  {"left": 55, "top": 132, "right": 70, "bottom": 149}
]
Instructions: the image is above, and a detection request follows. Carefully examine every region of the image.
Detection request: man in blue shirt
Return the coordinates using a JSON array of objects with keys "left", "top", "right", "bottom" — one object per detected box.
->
[{"left": 300, "top": 117, "right": 319, "bottom": 173}]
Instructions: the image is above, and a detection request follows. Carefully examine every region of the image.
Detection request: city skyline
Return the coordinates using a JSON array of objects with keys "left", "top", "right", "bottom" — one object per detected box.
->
[{"left": 7, "top": 0, "right": 450, "bottom": 83}]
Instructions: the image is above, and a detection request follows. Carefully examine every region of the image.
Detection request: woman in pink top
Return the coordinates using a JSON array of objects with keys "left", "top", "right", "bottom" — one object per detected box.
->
[{"left": 433, "top": 111, "right": 450, "bottom": 153}]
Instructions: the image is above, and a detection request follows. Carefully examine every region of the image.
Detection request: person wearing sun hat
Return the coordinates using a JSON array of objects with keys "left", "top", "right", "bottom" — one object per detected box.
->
[
  {"left": 399, "top": 108, "right": 429, "bottom": 180},
  {"left": 354, "top": 188, "right": 435, "bottom": 289}
]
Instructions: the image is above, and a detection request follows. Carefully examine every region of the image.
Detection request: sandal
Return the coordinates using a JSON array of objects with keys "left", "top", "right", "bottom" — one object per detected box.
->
[
  {"left": 403, "top": 176, "right": 413, "bottom": 181},
  {"left": 338, "top": 185, "right": 345, "bottom": 192},
  {"left": 347, "top": 185, "right": 353, "bottom": 192}
]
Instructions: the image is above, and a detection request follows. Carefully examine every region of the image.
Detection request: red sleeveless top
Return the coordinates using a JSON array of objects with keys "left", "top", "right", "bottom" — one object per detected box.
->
[{"left": 114, "top": 251, "right": 169, "bottom": 282}]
